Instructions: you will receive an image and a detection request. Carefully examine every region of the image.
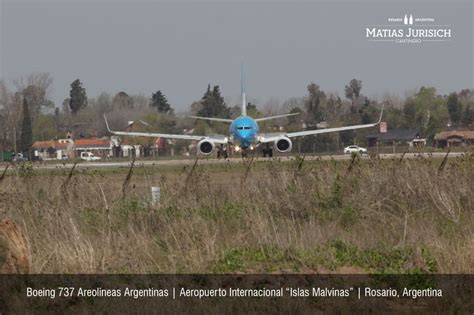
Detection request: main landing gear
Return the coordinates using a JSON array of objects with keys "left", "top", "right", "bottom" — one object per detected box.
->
[
  {"left": 262, "top": 144, "right": 273, "bottom": 158},
  {"left": 217, "top": 144, "right": 228, "bottom": 159}
]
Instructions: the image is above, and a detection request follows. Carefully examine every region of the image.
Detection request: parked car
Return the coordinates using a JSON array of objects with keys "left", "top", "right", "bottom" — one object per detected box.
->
[
  {"left": 344, "top": 145, "right": 367, "bottom": 154},
  {"left": 12, "top": 153, "right": 27, "bottom": 162},
  {"left": 80, "top": 152, "right": 101, "bottom": 161}
]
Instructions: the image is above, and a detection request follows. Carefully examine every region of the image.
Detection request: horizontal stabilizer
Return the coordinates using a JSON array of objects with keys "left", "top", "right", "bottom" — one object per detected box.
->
[
  {"left": 188, "top": 116, "right": 234, "bottom": 123},
  {"left": 254, "top": 112, "right": 300, "bottom": 122}
]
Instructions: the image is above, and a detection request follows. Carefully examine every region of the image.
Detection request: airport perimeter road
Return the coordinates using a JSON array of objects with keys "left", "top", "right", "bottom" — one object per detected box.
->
[{"left": 3, "top": 152, "right": 467, "bottom": 171}]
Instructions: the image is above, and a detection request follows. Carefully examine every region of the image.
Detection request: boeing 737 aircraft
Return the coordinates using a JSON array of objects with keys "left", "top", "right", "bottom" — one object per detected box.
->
[{"left": 104, "top": 69, "right": 383, "bottom": 158}]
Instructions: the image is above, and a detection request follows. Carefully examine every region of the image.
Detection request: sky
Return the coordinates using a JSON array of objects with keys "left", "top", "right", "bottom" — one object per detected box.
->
[{"left": 1, "top": 0, "right": 473, "bottom": 111}]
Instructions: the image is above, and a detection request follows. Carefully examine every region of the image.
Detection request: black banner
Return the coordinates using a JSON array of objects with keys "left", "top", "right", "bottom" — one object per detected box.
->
[{"left": 0, "top": 274, "right": 473, "bottom": 313}]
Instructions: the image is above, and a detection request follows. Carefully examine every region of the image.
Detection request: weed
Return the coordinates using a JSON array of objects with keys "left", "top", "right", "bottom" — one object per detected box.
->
[{"left": 0, "top": 155, "right": 471, "bottom": 273}]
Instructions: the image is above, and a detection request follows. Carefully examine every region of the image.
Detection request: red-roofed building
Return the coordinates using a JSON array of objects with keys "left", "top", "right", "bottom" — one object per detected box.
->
[
  {"left": 74, "top": 138, "right": 112, "bottom": 158},
  {"left": 32, "top": 139, "right": 74, "bottom": 160}
]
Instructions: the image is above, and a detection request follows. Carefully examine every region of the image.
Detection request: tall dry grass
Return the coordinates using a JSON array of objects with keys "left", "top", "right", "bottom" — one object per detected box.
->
[{"left": 0, "top": 154, "right": 472, "bottom": 274}]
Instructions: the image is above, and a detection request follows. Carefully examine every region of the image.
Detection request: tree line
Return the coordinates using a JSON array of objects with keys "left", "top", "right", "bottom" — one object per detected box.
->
[{"left": 0, "top": 72, "right": 473, "bottom": 155}]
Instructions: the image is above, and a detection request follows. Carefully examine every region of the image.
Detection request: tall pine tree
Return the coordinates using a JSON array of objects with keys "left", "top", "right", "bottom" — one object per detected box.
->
[
  {"left": 447, "top": 92, "right": 462, "bottom": 126},
  {"left": 20, "top": 96, "right": 32, "bottom": 155},
  {"left": 69, "top": 79, "right": 87, "bottom": 114},
  {"left": 150, "top": 90, "right": 173, "bottom": 114},
  {"left": 197, "top": 84, "right": 229, "bottom": 118}
]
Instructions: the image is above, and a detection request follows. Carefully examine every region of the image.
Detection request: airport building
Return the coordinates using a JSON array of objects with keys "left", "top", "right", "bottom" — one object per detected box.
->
[
  {"left": 433, "top": 130, "right": 474, "bottom": 148},
  {"left": 366, "top": 128, "right": 426, "bottom": 149},
  {"left": 31, "top": 138, "right": 112, "bottom": 160},
  {"left": 73, "top": 138, "right": 113, "bottom": 158},
  {"left": 31, "top": 139, "right": 74, "bottom": 160}
]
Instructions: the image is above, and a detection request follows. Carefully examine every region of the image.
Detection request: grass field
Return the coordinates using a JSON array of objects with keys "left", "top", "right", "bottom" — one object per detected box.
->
[{"left": 0, "top": 153, "right": 472, "bottom": 274}]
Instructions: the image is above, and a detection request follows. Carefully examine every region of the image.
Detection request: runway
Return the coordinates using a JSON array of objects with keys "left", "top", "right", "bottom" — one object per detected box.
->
[{"left": 2, "top": 151, "right": 468, "bottom": 171}]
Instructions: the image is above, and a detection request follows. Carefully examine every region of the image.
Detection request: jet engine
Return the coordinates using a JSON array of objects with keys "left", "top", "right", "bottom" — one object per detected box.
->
[
  {"left": 274, "top": 136, "right": 292, "bottom": 153},
  {"left": 197, "top": 139, "right": 215, "bottom": 155}
]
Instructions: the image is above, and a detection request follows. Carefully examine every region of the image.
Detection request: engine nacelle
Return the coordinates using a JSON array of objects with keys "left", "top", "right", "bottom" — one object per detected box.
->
[
  {"left": 197, "top": 139, "right": 215, "bottom": 155},
  {"left": 274, "top": 137, "right": 292, "bottom": 153}
]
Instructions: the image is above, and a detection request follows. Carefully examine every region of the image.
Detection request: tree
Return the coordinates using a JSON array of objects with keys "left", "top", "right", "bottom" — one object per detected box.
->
[
  {"left": 150, "top": 90, "right": 173, "bottom": 114},
  {"left": 197, "top": 84, "right": 230, "bottom": 118},
  {"left": 13, "top": 72, "right": 53, "bottom": 121},
  {"left": 246, "top": 102, "right": 260, "bottom": 118},
  {"left": 62, "top": 98, "right": 70, "bottom": 113},
  {"left": 447, "top": 92, "right": 462, "bottom": 126},
  {"left": 344, "top": 79, "right": 366, "bottom": 130},
  {"left": 383, "top": 105, "right": 405, "bottom": 129},
  {"left": 358, "top": 98, "right": 378, "bottom": 124},
  {"left": 287, "top": 107, "right": 303, "bottom": 130},
  {"left": 304, "top": 83, "right": 326, "bottom": 125},
  {"left": 403, "top": 87, "right": 438, "bottom": 129},
  {"left": 33, "top": 114, "right": 63, "bottom": 141},
  {"left": 94, "top": 92, "right": 112, "bottom": 114},
  {"left": 69, "top": 79, "right": 87, "bottom": 114},
  {"left": 344, "top": 79, "right": 362, "bottom": 101},
  {"left": 324, "top": 95, "right": 343, "bottom": 125},
  {"left": 112, "top": 91, "right": 133, "bottom": 109},
  {"left": 462, "top": 105, "right": 473, "bottom": 126},
  {"left": 20, "top": 96, "right": 32, "bottom": 155}
]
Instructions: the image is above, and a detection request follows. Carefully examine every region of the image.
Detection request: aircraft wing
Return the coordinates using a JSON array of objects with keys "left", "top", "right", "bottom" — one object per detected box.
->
[
  {"left": 258, "top": 105, "right": 384, "bottom": 143},
  {"left": 104, "top": 115, "right": 228, "bottom": 143}
]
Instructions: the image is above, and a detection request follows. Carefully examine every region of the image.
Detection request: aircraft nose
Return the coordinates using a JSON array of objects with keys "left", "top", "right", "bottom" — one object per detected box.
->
[
  {"left": 238, "top": 131, "right": 254, "bottom": 147},
  {"left": 240, "top": 132, "right": 250, "bottom": 139},
  {"left": 239, "top": 131, "right": 254, "bottom": 141}
]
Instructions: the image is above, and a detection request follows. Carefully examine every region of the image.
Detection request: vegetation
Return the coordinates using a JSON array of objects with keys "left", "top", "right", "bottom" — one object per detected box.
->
[
  {"left": 0, "top": 155, "right": 472, "bottom": 273},
  {"left": 0, "top": 72, "right": 473, "bottom": 155},
  {"left": 69, "top": 79, "right": 87, "bottom": 114},
  {"left": 19, "top": 97, "right": 32, "bottom": 155},
  {"left": 150, "top": 90, "right": 173, "bottom": 114},
  {"left": 197, "top": 84, "right": 230, "bottom": 119}
]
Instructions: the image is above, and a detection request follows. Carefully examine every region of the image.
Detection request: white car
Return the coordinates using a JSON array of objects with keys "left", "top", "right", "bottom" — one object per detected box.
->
[
  {"left": 13, "top": 152, "right": 28, "bottom": 162},
  {"left": 80, "top": 152, "right": 101, "bottom": 161},
  {"left": 344, "top": 145, "right": 367, "bottom": 154}
]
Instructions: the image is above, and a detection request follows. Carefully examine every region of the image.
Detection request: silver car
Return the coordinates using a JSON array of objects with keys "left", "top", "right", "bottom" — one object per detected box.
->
[{"left": 344, "top": 145, "right": 367, "bottom": 154}]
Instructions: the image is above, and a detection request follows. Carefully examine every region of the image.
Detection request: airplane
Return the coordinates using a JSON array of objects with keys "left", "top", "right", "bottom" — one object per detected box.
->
[{"left": 104, "top": 67, "right": 384, "bottom": 158}]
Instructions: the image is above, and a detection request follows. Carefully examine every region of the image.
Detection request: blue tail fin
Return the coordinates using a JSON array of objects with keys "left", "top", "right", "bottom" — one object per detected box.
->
[{"left": 241, "top": 62, "right": 247, "bottom": 116}]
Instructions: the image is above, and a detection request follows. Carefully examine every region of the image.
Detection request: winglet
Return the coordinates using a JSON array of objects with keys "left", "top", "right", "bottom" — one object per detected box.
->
[
  {"left": 103, "top": 114, "right": 113, "bottom": 133},
  {"left": 377, "top": 104, "right": 385, "bottom": 124}
]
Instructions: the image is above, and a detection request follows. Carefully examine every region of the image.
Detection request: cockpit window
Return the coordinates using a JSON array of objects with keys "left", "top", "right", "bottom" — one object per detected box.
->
[
  {"left": 237, "top": 126, "right": 252, "bottom": 130},
  {"left": 244, "top": 126, "right": 252, "bottom": 130},
  {"left": 237, "top": 127, "right": 244, "bottom": 130}
]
